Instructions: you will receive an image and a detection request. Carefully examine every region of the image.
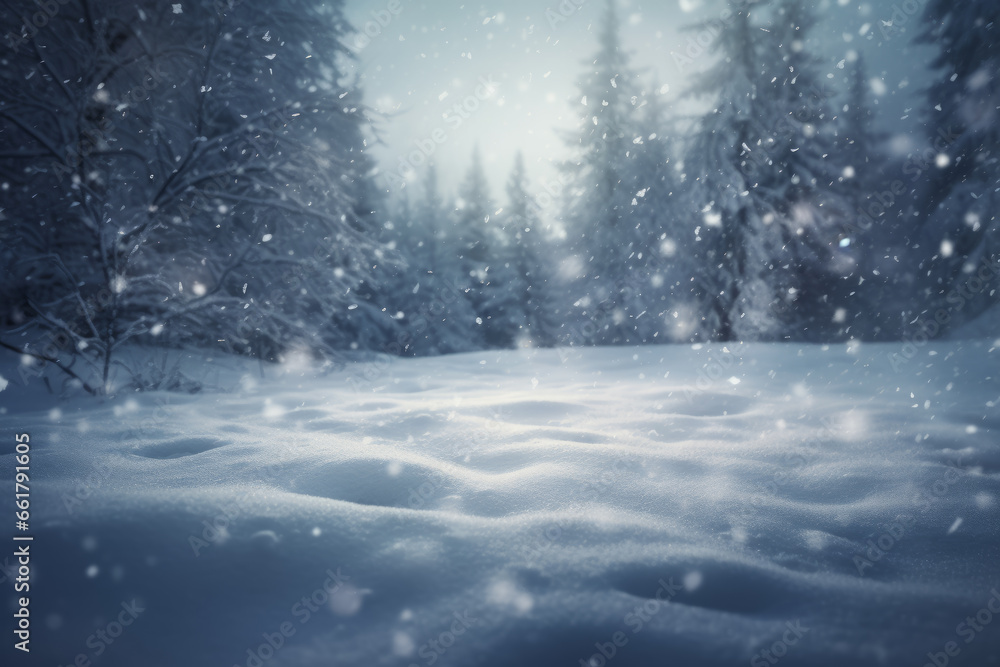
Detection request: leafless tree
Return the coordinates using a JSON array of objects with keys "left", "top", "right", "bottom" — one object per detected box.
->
[{"left": 0, "top": 0, "right": 387, "bottom": 394}]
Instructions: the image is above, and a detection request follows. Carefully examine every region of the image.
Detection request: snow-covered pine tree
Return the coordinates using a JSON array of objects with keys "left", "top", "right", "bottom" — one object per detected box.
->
[
  {"left": 328, "top": 150, "right": 402, "bottom": 354},
  {"left": 418, "top": 165, "right": 447, "bottom": 280},
  {"left": 686, "top": 0, "right": 852, "bottom": 341},
  {"left": 916, "top": 0, "right": 1000, "bottom": 214},
  {"left": 371, "top": 189, "right": 413, "bottom": 355},
  {"left": 765, "top": 0, "right": 861, "bottom": 340},
  {"left": 686, "top": 1, "right": 781, "bottom": 341},
  {"left": 498, "top": 152, "right": 560, "bottom": 348},
  {"left": 775, "top": 0, "right": 871, "bottom": 340},
  {"left": 619, "top": 84, "right": 706, "bottom": 343},
  {"left": 912, "top": 0, "right": 1000, "bottom": 330},
  {"left": 833, "top": 53, "right": 901, "bottom": 340},
  {"left": 560, "top": 0, "right": 658, "bottom": 345},
  {"left": 840, "top": 54, "right": 881, "bottom": 187},
  {"left": 453, "top": 148, "right": 503, "bottom": 345},
  {"left": 390, "top": 165, "right": 481, "bottom": 355}
]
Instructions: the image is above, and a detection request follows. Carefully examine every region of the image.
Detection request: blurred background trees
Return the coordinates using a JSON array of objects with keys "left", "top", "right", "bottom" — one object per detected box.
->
[{"left": 1, "top": 0, "right": 998, "bottom": 393}]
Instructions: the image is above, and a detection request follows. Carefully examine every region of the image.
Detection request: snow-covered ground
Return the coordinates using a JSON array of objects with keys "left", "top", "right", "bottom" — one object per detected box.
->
[{"left": 2, "top": 341, "right": 1000, "bottom": 667}]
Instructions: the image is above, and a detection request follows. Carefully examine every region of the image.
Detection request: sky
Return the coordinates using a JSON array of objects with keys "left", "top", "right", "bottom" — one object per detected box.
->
[{"left": 341, "top": 0, "right": 936, "bottom": 206}]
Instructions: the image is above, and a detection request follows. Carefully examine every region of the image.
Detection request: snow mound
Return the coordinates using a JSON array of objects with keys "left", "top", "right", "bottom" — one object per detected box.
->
[{"left": 2, "top": 342, "right": 999, "bottom": 667}]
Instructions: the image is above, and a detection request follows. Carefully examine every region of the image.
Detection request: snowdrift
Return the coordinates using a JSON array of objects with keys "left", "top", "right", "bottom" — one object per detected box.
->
[{"left": 1, "top": 341, "right": 999, "bottom": 667}]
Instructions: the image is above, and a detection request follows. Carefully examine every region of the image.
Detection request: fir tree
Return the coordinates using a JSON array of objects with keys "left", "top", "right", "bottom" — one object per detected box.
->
[
  {"left": 912, "top": 0, "right": 1000, "bottom": 330},
  {"left": 686, "top": 0, "right": 852, "bottom": 341},
  {"left": 454, "top": 148, "right": 506, "bottom": 345},
  {"left": 561, "top": 0, "right": 656, "bottom": 345},
  {"left": 501, "top": 152, "right": 559, "bottom": 347},
  {"left": 389, "top": 165, "right": 481, "bottom": 355}
]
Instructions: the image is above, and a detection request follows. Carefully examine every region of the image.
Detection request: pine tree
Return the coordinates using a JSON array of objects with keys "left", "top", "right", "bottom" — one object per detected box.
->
[
  {"left": 620, "top": 85, "right": 705, "bottom": 342},
  {"left": 453, "top": 148, "right": 501, "bottom": 343},
  {"left": 418, "top": 165, "right": 447, "bottom": 278},
  {"left": 831, "top": 53, "right": 899, "bottom": 340},
  {"left": 329, "top": 151, "right": 402, "bottom": 352},
  {"left": 686, "top": 0, "right": 851, "bottom": 341},
  {"left": 916, "top": 0, "right": 1000, "bottom": 213},
  {"left": 561, "top": 0, "right": 657, "bottom": 345},
  {"left": 390, "top": 165, "right": 482, "bottom": 355},
  {"left": 840, "top": 54, "right": 880, "bottom": 184},
  {"left": 913, "top": 0, "right": 1000, "bottom": 329},
  {"left": 500, "top": 152, "right": 559, "bottom": 347}
]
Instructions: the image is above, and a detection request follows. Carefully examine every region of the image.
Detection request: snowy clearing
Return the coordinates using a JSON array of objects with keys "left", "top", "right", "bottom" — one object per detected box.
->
[{"left": 2, "top": 341, "right": 999, "bottom": 666}]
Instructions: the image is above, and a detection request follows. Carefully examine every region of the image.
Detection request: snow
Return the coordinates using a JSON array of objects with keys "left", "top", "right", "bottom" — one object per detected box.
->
[{"left": 2, "top": 341, "right": 999, "bottom": 666}]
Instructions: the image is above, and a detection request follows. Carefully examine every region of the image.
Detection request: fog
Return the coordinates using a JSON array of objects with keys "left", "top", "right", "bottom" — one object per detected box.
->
[{"left": 344, "top": 0, "right": 934, "bottom": 198}]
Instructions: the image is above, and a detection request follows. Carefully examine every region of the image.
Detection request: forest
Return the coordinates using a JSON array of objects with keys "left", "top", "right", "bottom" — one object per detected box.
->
[
  {"left": 1, "top": 0, "right": 998, "bottom": 394},
  {"left": 2, "top": 4, "right": 999, "bottom": 667}
]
